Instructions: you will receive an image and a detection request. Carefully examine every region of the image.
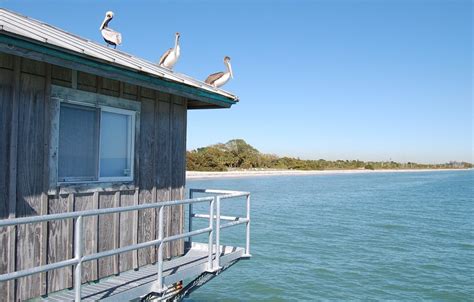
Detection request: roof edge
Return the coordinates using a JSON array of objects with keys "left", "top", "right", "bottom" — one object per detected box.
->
[{"left": 0, "top": 32, "right": 238, "bottom": 108}]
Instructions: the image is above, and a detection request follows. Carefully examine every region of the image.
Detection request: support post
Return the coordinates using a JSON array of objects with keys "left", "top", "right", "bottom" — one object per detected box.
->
[
  {"left": 188, "top": 190, "right": 193, "bottom": 245},
  {"left": 245, "top": 194, "right": 251, "bottom": 257},
  {"left": 207, "top": 197, "right": 215, "bottom": 271},
  {"left": 74, "top": 216, "right": 83, "bottom": 302},
  {"left": 156, "top": 205, "right": 165, "bottom": 292},
  {"left": 214, "top": 196, "right": 221, "bottom": 269}
]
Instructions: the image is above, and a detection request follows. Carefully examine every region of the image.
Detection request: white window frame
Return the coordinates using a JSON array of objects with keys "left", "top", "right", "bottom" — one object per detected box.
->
[
  {"left": 50, "top": 85, "right": 140, "bottom": 188},
  {"left": 97, "top": 106, "right": 136, "bottom": 182}
]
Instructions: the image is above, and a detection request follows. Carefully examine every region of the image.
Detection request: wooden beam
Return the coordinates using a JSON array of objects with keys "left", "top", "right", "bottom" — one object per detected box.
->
[{"left": 51, "top": 85, "right": 141, "bottom": 112}]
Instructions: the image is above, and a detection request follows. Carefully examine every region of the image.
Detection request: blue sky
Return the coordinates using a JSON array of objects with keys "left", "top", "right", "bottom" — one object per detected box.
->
[{"left": 3, "top": 0, "right": 472, "bottom": 163}]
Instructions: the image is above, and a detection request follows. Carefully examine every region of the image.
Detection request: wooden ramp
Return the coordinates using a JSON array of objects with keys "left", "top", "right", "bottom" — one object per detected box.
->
[{"left": 40, "top": 243, "right": 245, "bottom": 301}]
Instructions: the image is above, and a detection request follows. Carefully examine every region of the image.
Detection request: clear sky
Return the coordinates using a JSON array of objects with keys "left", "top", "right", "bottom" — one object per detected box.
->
[{"left": 3, "top": 0, "right": 472, "bottom": 163}]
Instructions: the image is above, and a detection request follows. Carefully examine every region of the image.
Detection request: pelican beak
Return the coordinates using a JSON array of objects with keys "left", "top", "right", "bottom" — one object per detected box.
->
[
  {"left": 229, "top": 63, "right": 234, "bottom": 79},
  {"left": 100, "top": 19, "right": 106, "bottom": 30},
  {"left": 99, "top": 16, "right": 108, "bottom": 30}
]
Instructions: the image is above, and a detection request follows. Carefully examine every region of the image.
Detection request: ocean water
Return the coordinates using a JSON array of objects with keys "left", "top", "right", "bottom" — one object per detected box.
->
[{"left": 184, "top": 170, "right": 473, "bottom": 301}]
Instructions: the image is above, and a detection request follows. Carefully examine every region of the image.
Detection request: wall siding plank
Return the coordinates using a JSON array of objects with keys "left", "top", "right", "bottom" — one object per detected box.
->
[
  {"left": 39, "top": 64, "right": 52, "bottom": 295},
  {"left": 137, "top": 97, "right": 156, "bottom": 266},
  {"left": 0, "top": 84, "right": 13, "bottom": 300},
  {"left": 170, "top": 99, "right": 186, "bottom": 257},
  {"left": 77, "top": 71, "right": 97, "bottom": 92},
  {"left": 118, "top": 190, "right": 135, "bottom": 272},
  {"left": 98, "top": 192, "right": 116, "bottom": 278},
  {"left": 0, "top": 85, "right": 12, "bottom": 218},
  {"left": 0, "top": 53, "right": 14, "bottom": 70},
  {"left": 51, "top": 64, "right": 72, "bottom": 88},
  {"left": 47, "top": 194, "right": 73, "bottom": 292},
  {"left": 15, "top": 71, "right": 46, "bottom": 301},
  {"left": 122, "top": 82, "right": 138, "bottom": 100},
  {"left": 20, "top": 57, "right": 46, "bottom": 76},
  {"left": 100, "top": 77, "right": 120, "bottom": 97},
  {"left": 155, "top": 99, "right": 172, "bottom": 258},
  {"left": 6, "top": 56, "right": 20, "bottom": 302},
  {"left": 74, "top": 193, "right": 97, "bottom": 283}
]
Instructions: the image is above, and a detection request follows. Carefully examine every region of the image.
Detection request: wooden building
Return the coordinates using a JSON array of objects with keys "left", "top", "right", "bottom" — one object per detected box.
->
[{"left": 0, "top": 9, "right": 241, "bottom": 301}]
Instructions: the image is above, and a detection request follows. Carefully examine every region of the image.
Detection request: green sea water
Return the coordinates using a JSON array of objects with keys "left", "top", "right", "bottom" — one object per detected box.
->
[{"left": 184, "top": 170, "right": 473, "bottom": 301}]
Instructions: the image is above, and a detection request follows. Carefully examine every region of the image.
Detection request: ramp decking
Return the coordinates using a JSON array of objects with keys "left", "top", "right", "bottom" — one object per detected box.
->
[{"left": 42, "top": 243, "right": 246, "bottom": 301}]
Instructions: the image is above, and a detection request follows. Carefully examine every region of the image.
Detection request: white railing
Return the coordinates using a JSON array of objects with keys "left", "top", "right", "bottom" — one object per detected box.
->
[
  {"left": 188, "top": 189, "right": 251, "bottom": 269},
  {"left": 0, "top": 189, "right": 251, "bottom": 301}
]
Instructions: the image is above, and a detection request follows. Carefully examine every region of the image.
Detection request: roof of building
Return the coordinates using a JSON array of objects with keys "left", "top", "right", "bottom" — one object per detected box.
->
[{"left": 0, "top": 8, "right": 238, "bottom": 108}]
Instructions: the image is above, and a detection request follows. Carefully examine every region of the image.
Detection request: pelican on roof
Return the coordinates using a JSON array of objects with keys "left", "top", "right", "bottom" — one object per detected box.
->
[
  {"left": 99, "top": 11, "right": 122, "bottom": 49},
  {"left": 205, "top": 56, "right": 233, "bottom": 88},
  {"left": 159, "top": 32, "right": 181, "bottom": 70}
]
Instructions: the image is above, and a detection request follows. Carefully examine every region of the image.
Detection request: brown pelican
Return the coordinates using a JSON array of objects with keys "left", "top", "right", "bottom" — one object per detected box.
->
[
  {"left": 158, "top": 32, "right": 181, "bottom": 69},
  {"left": 205, "top": 56, "right": 233, "bottom": 88},
  {"left": 100, "top": 11, "right": 122, "bottom": 49}
]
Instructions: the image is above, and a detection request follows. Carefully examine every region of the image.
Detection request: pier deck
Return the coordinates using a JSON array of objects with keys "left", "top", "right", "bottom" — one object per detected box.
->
[{"left": 42, "top": 243, "right": 246, "bottom": 301}]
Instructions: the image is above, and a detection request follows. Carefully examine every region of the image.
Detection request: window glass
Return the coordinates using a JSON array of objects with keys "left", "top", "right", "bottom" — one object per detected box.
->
[
  {"left": 58, "top": 104, "right": 99, "bottom": 181},
  {"left": 99, "top": 110, "right": 132, "bottom": 178}
]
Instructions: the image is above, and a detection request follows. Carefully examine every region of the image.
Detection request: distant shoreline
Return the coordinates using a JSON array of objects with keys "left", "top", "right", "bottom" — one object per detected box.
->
[{"left": 186, "top": 168, "right": 472, "bottom": 180}]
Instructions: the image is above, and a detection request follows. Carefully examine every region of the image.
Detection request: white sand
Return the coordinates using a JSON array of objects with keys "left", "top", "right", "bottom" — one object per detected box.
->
[{"left": 186, "top": 168, "right": 471, "bottom": 180}]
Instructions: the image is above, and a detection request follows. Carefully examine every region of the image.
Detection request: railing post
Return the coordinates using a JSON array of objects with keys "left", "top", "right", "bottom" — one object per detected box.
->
[
  {"left": 207, "top": 197, "right": 215, "bottom": 271},
  {"left": 188, "top": 189, "right": 193, "bottom": 245},
  {"left": 74, "top": 216, "right": 83, "bottom": 302},
  {"left": 214, "top": 196, "right": 221, "bottom": 269},
  {"left": 245, "top": 194, "right": 251, "bottom": 257},
  {"left": 157, "top": 205, "right": 165, "bottom": 292}
]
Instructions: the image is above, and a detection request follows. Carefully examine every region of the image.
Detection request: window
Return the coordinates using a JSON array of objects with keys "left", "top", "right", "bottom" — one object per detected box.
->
[{"left": 58, "top": 102, "right": 135, "bottom": 183}]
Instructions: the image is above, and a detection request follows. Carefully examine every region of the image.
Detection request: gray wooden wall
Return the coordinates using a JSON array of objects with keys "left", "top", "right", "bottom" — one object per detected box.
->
[{"left": 0, "top": 53, "right": 187, "bottom": 301}]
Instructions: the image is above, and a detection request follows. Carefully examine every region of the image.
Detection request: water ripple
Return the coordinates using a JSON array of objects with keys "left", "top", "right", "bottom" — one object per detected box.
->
[{"left": 186, "top": 171, "right": 474, "bottom": 301}]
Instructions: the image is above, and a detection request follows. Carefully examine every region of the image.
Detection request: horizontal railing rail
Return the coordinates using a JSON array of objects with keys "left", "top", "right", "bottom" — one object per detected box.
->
[
  {"left": 0, "top": 196, "right": 213, "bottom": 228},
  {"left": 0, "top": 189, "right": 251, "bottom": 301}
]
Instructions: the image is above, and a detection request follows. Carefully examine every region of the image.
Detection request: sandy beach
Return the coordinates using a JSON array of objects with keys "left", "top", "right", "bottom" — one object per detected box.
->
[{"left": 186, "top": 168, "right": 471, "bottom": 179}]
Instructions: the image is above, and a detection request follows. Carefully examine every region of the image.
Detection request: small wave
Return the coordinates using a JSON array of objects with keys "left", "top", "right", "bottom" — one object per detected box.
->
[
  {"left": 369, "top": 223, "right": 407, "bottom": 230},
  {"left": 419, "top": 263, "right": 443, "bottom": 271},
  {"left": 457, "top": 242, "right": 474, "bottom": 250}
]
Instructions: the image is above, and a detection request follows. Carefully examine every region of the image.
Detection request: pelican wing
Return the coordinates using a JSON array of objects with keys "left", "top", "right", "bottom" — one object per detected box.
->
[
  {"left": 101, "top": 28, "right": 122, "bottom": 45},
  {"left": 158, "top": 48, "right": 172, "bottom": 66},
  {"left": 205, "top": 72, "right": 225, "bottom": 85}
]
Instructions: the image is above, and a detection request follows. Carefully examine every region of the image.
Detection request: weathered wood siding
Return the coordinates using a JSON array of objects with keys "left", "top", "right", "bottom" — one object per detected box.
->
[{"left": 0, "top": 53, "right": 187, "bottom": 301}]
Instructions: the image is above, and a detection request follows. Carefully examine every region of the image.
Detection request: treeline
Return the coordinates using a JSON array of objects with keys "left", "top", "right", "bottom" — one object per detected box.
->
[{"left": 186, "top": 139, "right": 473, "bottom": 171}]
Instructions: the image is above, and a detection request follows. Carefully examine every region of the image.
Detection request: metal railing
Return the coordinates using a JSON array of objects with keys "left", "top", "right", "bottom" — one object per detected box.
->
[
  {"left": 189, "top": 189, "right": 251, "bottom": 269},
  {"left": 0, "top": 189, "right": 251, "bottom": 301}
]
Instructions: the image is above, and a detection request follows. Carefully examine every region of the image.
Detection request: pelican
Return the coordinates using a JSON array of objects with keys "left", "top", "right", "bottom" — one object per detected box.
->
[
  {"left": 158, "top": 32, "right": 181, "bottom": 69},
  {"left": 100, "top": 11, "right": 122, "bottom": 49},
  {"left": 205, "top": 56, "right": 233, "bottom": 88}
]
